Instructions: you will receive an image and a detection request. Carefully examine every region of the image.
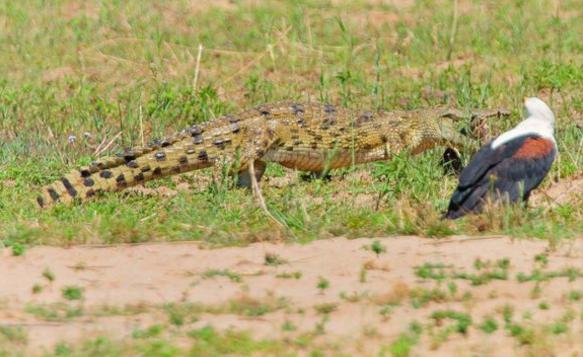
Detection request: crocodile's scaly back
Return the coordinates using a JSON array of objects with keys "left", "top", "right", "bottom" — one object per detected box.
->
[{"left": 37, "top": 101, "right": 500, "bottom": 208}]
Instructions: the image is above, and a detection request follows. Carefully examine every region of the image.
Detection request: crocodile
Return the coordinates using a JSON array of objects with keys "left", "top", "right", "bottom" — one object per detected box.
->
[{"left": 36, "top": 101, "right": 508, "bottom": 208}]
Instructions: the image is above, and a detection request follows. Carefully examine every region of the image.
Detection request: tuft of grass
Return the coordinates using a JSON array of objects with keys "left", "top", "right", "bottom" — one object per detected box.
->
[
  {"left": 25, "top": 303, "right": 83, "bottom": 321},
  {"left": 31, "top": 283, "right": 43, "bottom": 294},
  {"left": 371, "top": 240, "right": 386, "bottom": 257},
  {"left": 516, "top": 267, "right": 583, "bottom": 283},
  {"left": 567, "top": 290, "right": 582, "bottom": 301},
  {"left": 314, "top": 303, "right": 337, "bottom": 315},
  {"left": 42, "top": 268, "right": 55, "bottom": 282},
  {"left": 479, "top": 317, "right": 499, "bottom": 334},
  {"left": 10, "top": 243, "right": 25, "bottom": 256},
  {"left": 264, "top": 253, "right": 287, "bottom": 266},
  {"left": 188, "top": 326, "right": 284, "bottom": 355},
  {"left": 61, "top": 286, "right": 84, "bottom": 301},
  {"left": 201, "top": 269, "right": 242, "bottom": 283},
  {"left": 430, "top": 310, "right": 472, "bottom": 334},
  {"left": 0, "top": 326, "right": 28, "bottom": 345},
  {"left": 132, "top": 325, "right": 164, "bottom": 339},
  {"left": 410, "top": 287, "right": 448, "bottom": 309},
  {"left": 275, "top": 271, "right": 302, "bottom": 279},
  {"left": 281, "top": 321, "right": 296, "bottom": 332},
  {"left": 316, "top": 277, "right": 330, "bottom": 294},
  {"left": 382, "top": 322, "right": 422, "bottom": 357},
  {"left": 414, "top": 263, "right": 449, "bottom": 281}
]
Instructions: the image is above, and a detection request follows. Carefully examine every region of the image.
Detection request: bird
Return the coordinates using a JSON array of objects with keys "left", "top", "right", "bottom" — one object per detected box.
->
[{"left": 445, "top": 97, "right": 556, "bottom": 219}]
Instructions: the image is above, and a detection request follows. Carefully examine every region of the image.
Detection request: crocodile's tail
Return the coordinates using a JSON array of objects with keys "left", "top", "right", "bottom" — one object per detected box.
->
[{"left": 36, "top": 128, "right": 220, "bottom": 208}]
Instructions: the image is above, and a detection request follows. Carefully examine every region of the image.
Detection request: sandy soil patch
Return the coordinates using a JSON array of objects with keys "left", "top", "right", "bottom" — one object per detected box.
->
[
  {"left": 532, "top": 174, "right": 583, "bottom": 207},
  {"left": 1, "top": 236, "right": 582, "bottom": 355}
]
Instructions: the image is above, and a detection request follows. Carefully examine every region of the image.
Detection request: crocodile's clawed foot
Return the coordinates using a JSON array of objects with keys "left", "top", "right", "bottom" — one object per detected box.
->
[
  {"left": 440, "top": 108, "right": 510, "bottom": 121},
  {"left": 443, "top": 108, "right": 511, "bottom": 144},
  {"left": 300, "top": 171, "right": 333, "bottom": 182}
]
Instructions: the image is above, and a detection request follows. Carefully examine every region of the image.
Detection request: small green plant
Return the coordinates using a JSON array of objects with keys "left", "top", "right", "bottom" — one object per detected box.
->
[
  {"left": 446, "top": 282, "right": 457, "bottom": 296},
  {"left": 473, "top": 258, "right": 485, "bottom": 270},
  {"left": 567, "top": 290, "right": 582, "bottom": 301},
  {"left": 31, "top": 283, "right": 43, "bottom": 294},
  {"left": 42, "top": 268, "right": 55, "bottom": 282},
  {"left": 61, "top": 286, "right": 83, "bottom": 301},
  {"left": 359, "top": 267, "right": 367, "bottom": 283},
  {"left": 538, "top": 301, "right": 550, "bottom": 310},
  {"left": 530, "top": 284, "right": 542, "bottom": 299},
  {"left": 314, "top": 303, "right": 337, "bottom": 315},
  {"left": 11, "top": 243, "right": 25, "bottom": 256},
  {"left": 414, "top": 262, "right": 448, "bottom": 281},
  {"left": 516, "top": 268, "right": 583, "bottom": 283},
  {"left": 502, "top": 304, "right": 514, "bottom": 324},
  {"left": 371, "top": 240, "right": 386, "bottom": 257},
  {"left": 25, "top": 303, "right": 83, "bottom": 321},
  {"left": 534, "top": 253, "right": 549, "bottom": 266},
  {"left": 430, "top": 310, "right": 472, "bottom": 334},
  {"left": 339, "top": 291, "right": 366, "bottom": 303},
  {"left": 132, "top": 325, "right": 163, "bottom": 339},
  {"left": 550, "top": 321, "right": 568, "bottom": 335},
  {"left": 383, "top": 322, "right": 422, "bottom": 357},
  {"left": 0, "top": 326, "right": 28, "bottom": 345},
  {"left": 479, "top": 318, "right": 498, "bottom": 334},
  {"left": 264, "top": 253, "right": 287, "bottom": 266},
  {"left": 53, "top": 342, "right": 73, "bottom": 356},
  {"left": 202, "top": 269, "right": 242, "bottom": 283},
  {"left": 379, "top": 305, "right": 393, "bottom": 320},
  {"left": 317, "top": 277, "right": 330, "bottom": 294},
  {"left": 281, "top": 321, "right": 296, "bottom": 332},
  {"left": 410, "top": 287, "right": 447, "bottom": 308},
  {"left": 275, "top": 272, "right": 302, "bottom": 279},
  {"left": 507, "top": 323, "right": 535, "bottom": 345},
  {"left": 165, "top": 305, "right": 186, "bottom": 326},
  {"left": 496, "top": 258, "right": 511, "bottom": 270},
  {"left": 314, "top": 316, "right": 329, "bottom": 335}
]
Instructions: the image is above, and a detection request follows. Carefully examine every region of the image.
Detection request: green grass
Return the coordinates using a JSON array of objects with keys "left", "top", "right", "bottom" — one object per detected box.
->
[
  {"left": 381, "top": 322, "right": 422, "bottom": 357},
  {"left": 62, "top": 286, "right": 84, "bottom": 301},
  {"left": 0, "top": 1, "right": 582, "bottom": 247},
  {"left": 415, "top": 258, "right": 511, "bottom": 286},
  {"left": 43, "top": 330, "right": 292, "bottom": 357},
  {"left": 201, "top": 269, "right": 242, "bottom": 283}
]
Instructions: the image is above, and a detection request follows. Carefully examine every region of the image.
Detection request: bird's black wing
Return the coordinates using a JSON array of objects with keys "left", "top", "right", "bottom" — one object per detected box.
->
[{"left": 445, "top": 135, "right": 554, "bottom": 219}]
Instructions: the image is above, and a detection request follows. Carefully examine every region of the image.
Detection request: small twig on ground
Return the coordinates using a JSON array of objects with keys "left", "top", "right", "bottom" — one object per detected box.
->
[
  {"left": 447, "top": 0, "right": 459, "bottom": 61},
  {"left": 425, "top": 236, "right": 506, "bottom": 245},
  {"left": 193, "top": 43, "right": 203, "bottom": 91},
  {"left": 95, "top": 131, "right": 122, "bottom": 156},
  {"left": 248, "top": 162, "right": 287, "bottom": 232},
  {"left": 139, "top": 103, "right": 145, "bottom": 147}
]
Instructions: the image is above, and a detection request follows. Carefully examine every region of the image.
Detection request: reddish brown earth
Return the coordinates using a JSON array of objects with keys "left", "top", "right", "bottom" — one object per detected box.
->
[{"left": 1, "top": 236, "right": 582, "bottom": 355}]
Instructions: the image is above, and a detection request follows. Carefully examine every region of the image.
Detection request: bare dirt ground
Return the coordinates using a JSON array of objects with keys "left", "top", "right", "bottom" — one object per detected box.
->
[{"left": 1, "top": 236, "right": 582, "bottom": 356}]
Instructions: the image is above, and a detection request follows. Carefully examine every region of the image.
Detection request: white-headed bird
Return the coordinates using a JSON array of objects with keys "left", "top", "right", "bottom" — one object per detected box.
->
[{"left": 445, "top": 97, "right": 556, "bottom": 219}]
